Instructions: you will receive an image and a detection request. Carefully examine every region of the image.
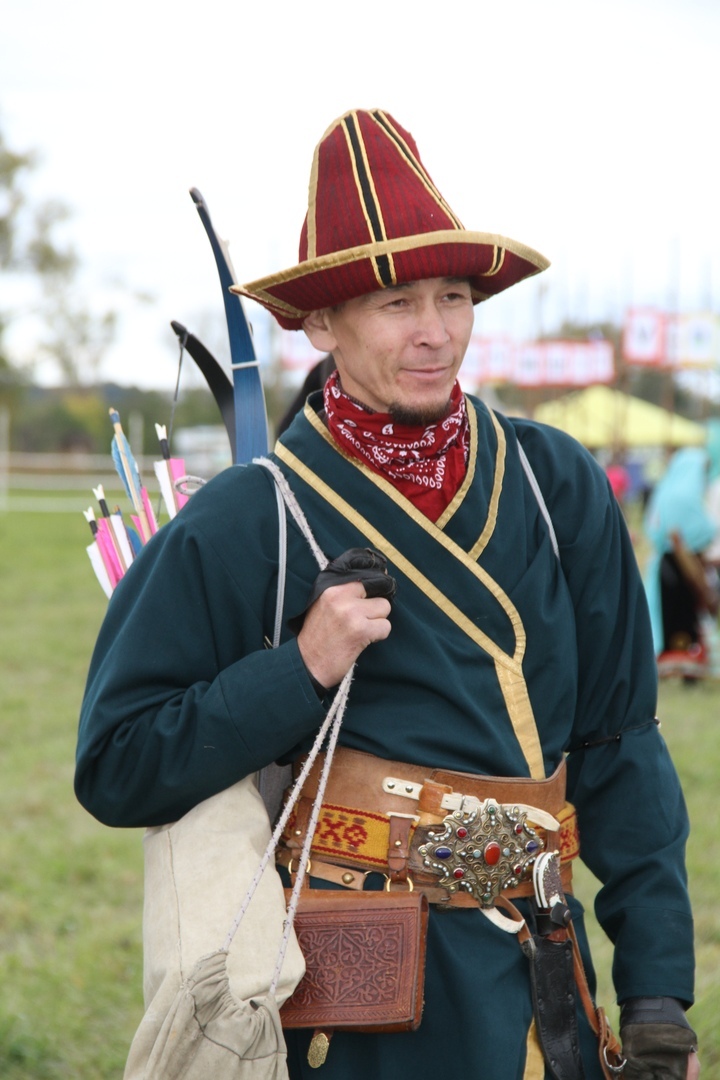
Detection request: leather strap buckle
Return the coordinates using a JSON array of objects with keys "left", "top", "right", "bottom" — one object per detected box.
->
[{"left": 384, "top": 874, "right": 415, "bottom": 892}]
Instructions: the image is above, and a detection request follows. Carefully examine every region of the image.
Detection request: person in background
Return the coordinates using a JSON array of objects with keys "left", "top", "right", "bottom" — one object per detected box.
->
[
  {"left": 605, "top": 455, "right": 630, "bottom": 509},
  {"left": 643, "top": 445, "right": 719, "bottom": 678},
  {"left": 76, "top": 109, "right": 699, "bottom": 1079},
  {"left": 702, "top": 420, "right": 720, "bottom": 566}
]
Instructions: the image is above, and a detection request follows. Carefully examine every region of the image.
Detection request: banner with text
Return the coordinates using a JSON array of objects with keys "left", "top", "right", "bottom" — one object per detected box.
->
[
  {"left": 278, "top": 332, "right": 616, "bottom": 390},
  {"left": 462, "top": 338, "right": 615, "bottom": 389},
  {"left": 622, "top": 309, "right": 720, "bottom": 369}
]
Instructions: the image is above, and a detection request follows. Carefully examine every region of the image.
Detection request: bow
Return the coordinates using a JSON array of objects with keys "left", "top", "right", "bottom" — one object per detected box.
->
[{"left": 188, "top": 188, "right": 269, "bottom": 464}]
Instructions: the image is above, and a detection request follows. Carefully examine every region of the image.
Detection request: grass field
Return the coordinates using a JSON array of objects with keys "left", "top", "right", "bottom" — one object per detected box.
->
[{"left": 1, "top": 509, "right": 718, "bottom": 1077}]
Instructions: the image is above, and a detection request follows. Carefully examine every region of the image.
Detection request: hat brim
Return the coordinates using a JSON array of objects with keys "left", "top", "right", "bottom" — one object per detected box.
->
[{"left": 231, "top": 230, "right": 549, "bottom": 330}]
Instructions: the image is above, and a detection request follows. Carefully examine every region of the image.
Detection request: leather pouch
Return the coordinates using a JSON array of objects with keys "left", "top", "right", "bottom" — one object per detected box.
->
[{"left": 280, "top": 889, "right": 428, "bottom": 1033}]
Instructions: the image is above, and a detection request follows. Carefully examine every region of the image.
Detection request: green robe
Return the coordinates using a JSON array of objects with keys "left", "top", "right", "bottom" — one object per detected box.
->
[{"left": 76, "top": 394, "right": 694, "bottom": 1079}]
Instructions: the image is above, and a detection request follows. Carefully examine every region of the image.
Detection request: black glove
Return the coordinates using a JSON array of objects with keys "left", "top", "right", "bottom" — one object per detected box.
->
[
  {"left": 289, "top": 547, "right": 397, "bottom": 635},
  {"left": 620, "top": 998, "right": 698, "bottom": 1079}
]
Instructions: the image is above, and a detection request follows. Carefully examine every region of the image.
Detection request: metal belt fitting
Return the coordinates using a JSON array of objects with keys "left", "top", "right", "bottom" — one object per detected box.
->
[
  {"left": 414, "top": 794, "right": 556, "bottom": 907},
  {"left": 382, "top": 776, "right": 561, "bottom": 828}
]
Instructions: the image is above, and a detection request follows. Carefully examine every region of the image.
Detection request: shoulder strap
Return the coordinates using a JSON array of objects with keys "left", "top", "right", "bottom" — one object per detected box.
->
[
  {"left": 271, "top": 480, "right": 287, "bottom": 648},
  {"left": 517, "top": 441, "right": 560, "bottom": 560},
  {"left": 255, "top": 456, "right": 330, "bottom": 822}
]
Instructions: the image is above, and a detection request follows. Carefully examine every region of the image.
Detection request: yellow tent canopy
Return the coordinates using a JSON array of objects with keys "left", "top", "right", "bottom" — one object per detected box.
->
[{"left": 533, "top": 385, "right": 706, "bottom": 450}]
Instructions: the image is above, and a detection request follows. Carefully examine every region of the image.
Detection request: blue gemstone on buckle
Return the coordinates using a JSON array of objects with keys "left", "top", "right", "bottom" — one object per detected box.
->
[
  {"left": 435, "top": 846, "right": 452, "bottom": 860},
  {"left": 525, "top": 840, "right": 541, "bottom": 854}
]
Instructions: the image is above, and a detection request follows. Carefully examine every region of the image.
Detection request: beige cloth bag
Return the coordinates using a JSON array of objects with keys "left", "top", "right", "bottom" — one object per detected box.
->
[
  {"left": 123, "top": 458, "right": 349, "bottom": 1079},
  {"left": 123, "top": 776, "right": 306, "bottom": 1080}
]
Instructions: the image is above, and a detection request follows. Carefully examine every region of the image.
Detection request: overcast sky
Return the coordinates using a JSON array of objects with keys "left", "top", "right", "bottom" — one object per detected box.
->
[{"left": 2, "top": 0, "right": 719, "bottom": 390}]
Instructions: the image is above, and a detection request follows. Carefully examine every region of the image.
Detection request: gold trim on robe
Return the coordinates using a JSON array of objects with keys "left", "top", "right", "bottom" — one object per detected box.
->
[{"left": 275, "top": 424, "right": 545, "bottom": 781}]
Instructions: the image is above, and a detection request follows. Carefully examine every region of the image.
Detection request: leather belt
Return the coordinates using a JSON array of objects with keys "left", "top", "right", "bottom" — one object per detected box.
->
[
  {"left": 276, "top": 845, "right": 573, "bottom": 907},
  {"left": 279, "top": 747, "right": 578, "bottom": 906}
]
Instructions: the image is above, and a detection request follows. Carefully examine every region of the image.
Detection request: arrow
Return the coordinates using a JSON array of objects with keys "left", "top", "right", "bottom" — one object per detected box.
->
[
  {"left": 109, "top": 407, "right": 157, "bottom": 542},
  {"left": 92, "top": 484, "right": 130, "bottom": 573},
  {"left": 83, "top": 507, "right": 117, "bottom": 595},
  {"left": 153, "top": 422, "right": 188, "bottom": 518}
]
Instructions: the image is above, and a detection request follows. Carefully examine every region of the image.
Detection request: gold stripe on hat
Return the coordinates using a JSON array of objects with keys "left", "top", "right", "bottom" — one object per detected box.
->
[
  {"left": 343, "top": 113, "right": 387, "bottom": 243},
  {"left": 247, "top": 288, "right": 306, "bottom": 319},
  {"left": 370, "top": 109, "right": 465, "bottom": 231},
  {"left": 234, "top": 230, "right": 549, "bottom": 304},
  {"left": 342, "top": 112, "right": 397, "bottom": 290},
  {"left": 484, "top": 245, "right": 506, "bottom": 277},
  {"left": 305, "top": 135, "right": 323, "bottom": 261}
]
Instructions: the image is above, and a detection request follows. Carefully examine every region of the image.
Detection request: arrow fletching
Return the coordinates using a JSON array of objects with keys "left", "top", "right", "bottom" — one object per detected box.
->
[
  {"left": 109, "top": 408, "right": 157, "bottom": 542},
  {"left": 109, "top": 409, "right": 143, "bottom": 510}
]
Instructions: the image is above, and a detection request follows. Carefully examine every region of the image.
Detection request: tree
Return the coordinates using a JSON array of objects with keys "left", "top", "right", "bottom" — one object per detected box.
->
[{"left": 0, "top": 119, "right": 118, "bottom": 389}]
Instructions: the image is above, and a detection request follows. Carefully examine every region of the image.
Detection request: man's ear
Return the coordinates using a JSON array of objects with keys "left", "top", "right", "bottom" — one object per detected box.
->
[{"left": 302, "top": 309, "right": 337, "bottom": 353}]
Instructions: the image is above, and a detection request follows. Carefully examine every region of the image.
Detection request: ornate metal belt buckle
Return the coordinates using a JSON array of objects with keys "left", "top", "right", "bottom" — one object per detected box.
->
[{"left": 417, "top": 798, "right": 545, "bottom": 906}]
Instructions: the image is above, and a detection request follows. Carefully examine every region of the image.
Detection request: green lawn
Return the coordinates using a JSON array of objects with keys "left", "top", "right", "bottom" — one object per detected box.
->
[{"left": 0, "top": 510, "right": 717, "bottom": 1077}]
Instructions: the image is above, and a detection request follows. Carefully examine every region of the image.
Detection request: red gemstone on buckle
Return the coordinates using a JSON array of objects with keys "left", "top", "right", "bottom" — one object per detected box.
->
[
  {"left": 456, "top": 827, "right": 468, "bottom": 839},
  {"left": 484, "top": 841, "right": 501, "bottom": 866},
  {"left": 453, "top": 867, "right": 465, "bottom": 879}
]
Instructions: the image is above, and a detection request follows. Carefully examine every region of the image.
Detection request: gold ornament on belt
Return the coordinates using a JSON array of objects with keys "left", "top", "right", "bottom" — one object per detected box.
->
[{"left": 417, "top": 799, "right": 545, "bottom": 905}]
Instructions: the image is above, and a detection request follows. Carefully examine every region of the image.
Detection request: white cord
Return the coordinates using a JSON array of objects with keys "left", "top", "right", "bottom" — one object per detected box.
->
[
  {"left": 220, "top": 455, "right": 358, "bottom": 993},
  {"left": 272, "top": 482, "right": 287, "bottom": 649},
  {"left": 255, "top": 456, "right": 328, "bottom": 571},
  {"left": 221, "top": 458, "right": 353, "bottom": 992},
  {"left": 221, "top": 668, "right": 352, "bottom": 956},
  {"left": 269, "top": 668, "right": 353, "bottom": 994},
  {"left": 517, "top": 443, "right": 559, "bottom": 560}
]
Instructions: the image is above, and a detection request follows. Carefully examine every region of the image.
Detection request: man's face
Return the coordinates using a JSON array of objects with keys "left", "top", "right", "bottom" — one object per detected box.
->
[{"left": 304, "top": 277, "right": 474, "bottom": 422}]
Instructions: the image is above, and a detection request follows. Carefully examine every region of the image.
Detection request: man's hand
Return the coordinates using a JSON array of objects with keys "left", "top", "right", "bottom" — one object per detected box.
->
[
  {"left": 620, "top": 998, "right": 699, "bottom": 1080},
  {"left": 297, "top": 580, "right": 392, "bottom": 689}
]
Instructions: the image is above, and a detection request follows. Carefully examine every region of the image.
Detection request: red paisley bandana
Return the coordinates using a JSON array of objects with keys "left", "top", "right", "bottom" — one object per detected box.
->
[{"left": 323, "top": 370, "right": 469, "bottom": 521}]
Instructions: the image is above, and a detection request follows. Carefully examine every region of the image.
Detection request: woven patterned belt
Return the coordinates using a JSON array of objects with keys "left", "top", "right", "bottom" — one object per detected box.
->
[{"left": 279, "top": 748, "right": 579, "bottom": 906}]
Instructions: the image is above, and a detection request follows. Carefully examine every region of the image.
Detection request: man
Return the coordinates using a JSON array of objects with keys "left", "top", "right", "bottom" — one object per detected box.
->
[{"left": 76, "top": 109, "right": 698, "bottom": 1078}]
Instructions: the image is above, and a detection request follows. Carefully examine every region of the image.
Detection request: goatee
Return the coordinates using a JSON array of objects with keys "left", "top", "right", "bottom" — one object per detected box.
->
[{"left": 388, "top": 399, "right": 453, "bottom": 427}]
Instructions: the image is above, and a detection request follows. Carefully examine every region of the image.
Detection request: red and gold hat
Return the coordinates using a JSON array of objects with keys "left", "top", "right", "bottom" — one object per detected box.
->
[{"left": 231, "top": 108, "right": 549, "bottom": 330}]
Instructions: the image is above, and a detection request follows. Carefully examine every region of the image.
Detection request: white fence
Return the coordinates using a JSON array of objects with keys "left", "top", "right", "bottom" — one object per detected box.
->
[
  {"left": 0, "top": 411, "right": 232, "bottom": 514},
  {"left": 0, "top": 451, "right": 161, "bottom": 513}
]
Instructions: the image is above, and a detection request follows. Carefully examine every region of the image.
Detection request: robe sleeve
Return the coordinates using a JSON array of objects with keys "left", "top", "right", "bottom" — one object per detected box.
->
[
  {"left": 516, "top": 421, "right": 695, "bottom": 1006},
  {"left": 75, "top": 466, "right": 327, "bottom": 828}
]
